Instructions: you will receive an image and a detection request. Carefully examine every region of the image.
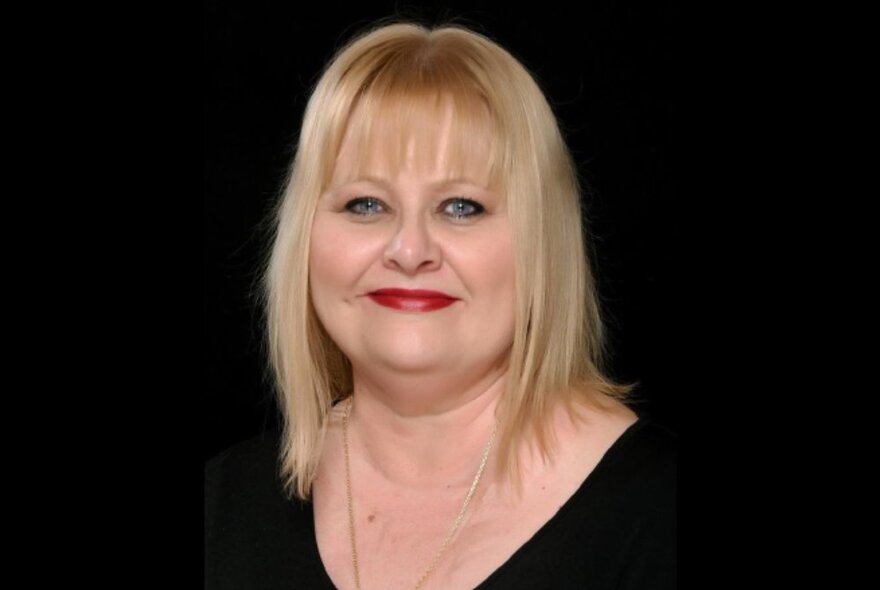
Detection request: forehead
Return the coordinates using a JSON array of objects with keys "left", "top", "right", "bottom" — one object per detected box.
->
[{"left": 330, "top": 92, "right": 498, "bottom": 188}]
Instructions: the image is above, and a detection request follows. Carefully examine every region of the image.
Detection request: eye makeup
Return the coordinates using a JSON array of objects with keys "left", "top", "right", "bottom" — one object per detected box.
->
[{"left": 343, "top": 196, "right": 486, "bottom": 220}]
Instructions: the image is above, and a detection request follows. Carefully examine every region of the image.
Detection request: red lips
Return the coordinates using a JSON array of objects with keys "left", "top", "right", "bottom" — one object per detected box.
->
[{"left": 366, "top": 288, "right": 458, "bottom": 312}]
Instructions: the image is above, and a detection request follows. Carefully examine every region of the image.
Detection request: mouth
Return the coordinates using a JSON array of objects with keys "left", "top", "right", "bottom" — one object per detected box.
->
[{"left": 366, "top": 288, "right": 459, "bottom": 312}]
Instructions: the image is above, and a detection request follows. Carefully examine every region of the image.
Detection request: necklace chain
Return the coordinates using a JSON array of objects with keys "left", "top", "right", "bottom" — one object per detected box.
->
[{"left": 341, "top": 396, "right": 497, "bottom": 590}]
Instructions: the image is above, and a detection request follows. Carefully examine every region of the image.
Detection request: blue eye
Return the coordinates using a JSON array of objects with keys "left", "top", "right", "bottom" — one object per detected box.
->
[
  {"left": 345, "top": 197, "right": 385, "bottom": 216},
  {"left": 343, "top": 196, "right": 484, "bottom": 219},
  {"left": 443, "top": 198, "right": 484, "bottom": 219}
]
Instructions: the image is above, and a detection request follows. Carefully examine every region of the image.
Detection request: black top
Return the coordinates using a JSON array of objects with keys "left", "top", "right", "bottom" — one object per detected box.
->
[{"left": 205, "top": 416, "right": 676, "bottom": 589}]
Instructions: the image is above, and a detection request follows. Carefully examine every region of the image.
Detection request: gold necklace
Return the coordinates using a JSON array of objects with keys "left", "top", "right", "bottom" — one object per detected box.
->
[{"left": 341, "top": 396, "right": 497, "bottom": 590}]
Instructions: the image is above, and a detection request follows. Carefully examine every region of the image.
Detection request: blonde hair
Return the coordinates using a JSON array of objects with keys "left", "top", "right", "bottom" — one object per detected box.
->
[{"left": 263, "top": 20, "right": 637, "bottom": 500}]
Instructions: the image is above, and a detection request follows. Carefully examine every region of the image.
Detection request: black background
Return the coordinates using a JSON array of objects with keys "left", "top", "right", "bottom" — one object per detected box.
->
[
  {"left": 205, "top": 0, "right": 683, "bottom": 461},
  {"left": 30, "top": 1, "right": 816, "bottom": 585}
]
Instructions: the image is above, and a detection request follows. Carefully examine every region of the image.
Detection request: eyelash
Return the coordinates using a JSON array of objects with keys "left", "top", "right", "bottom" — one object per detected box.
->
[{"left": 344, "top": 197, "right": 485, "bottom": 220}]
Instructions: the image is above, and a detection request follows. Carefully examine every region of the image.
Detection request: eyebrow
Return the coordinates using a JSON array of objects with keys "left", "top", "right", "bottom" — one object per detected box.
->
[{"left": 335, "top": 175, "right": 489, "bottom": 190}]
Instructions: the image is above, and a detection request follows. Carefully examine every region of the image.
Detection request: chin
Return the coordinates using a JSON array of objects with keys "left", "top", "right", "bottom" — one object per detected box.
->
[{"left": 369, "top": 348, "right": 448, "bottom": 371}]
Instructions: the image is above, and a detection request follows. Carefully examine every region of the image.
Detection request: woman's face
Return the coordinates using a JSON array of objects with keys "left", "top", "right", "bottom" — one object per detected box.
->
[{"left": 308, "top": 101, "right": 515, "bottom": 380}]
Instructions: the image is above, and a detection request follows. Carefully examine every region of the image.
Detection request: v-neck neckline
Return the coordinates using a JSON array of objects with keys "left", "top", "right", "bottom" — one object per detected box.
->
[{"left": 303, "top": 416, "right": 648, "bottom": 589}]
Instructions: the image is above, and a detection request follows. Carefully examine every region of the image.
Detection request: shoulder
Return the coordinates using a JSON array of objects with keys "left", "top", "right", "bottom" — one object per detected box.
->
[
  {"left": 556, "top": 396, "right": 676, "bottom": 520},
  {"left": 481, "top": 406, "right": 677, "bottom": 588},
  {"left": 593, "top": 416, "right": 676, "bottom": 589},
  {"left": 205, "top": 428, "right": 321, "bottom": 588},
  {"left": 573, "top": 393, "right": 676, "bottom": 483},
  {"left": 204, "top": 427, "right": 308, "bottom": 533},
  {"left": 538, "top": 397, "right": 676, "bottom": 525},
  {"left": 559, "top": 395, "right": 675, "bottom": 481},
  {"left": 599, "top": 411, "right": 676, "bottom": 495},
  {"left": 581, "top": 411, "right": 676, "bottom": 556},
  {"left": 205, "top": 428, "right": 284, "bottom": 488},
  {"left": 614, "top": 412, "right": 677, "bottom": 467}
]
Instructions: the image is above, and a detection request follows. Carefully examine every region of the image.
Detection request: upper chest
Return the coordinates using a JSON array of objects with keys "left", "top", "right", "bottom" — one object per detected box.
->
[{"left": 311, "top": 404, "right": 638, "bottom": 590}]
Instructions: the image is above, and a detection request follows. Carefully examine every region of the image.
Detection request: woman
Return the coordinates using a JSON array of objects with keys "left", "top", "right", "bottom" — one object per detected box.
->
[{"left": 205, "top": 20, "right": 676, "bottom": 590}]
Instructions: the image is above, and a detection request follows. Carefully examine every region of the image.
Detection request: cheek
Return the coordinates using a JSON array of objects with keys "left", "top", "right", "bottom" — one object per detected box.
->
[
  {"left": 483, "top": 230, "right": 515, "bottom": 290},
  {"left": 459, "top": 229, "right": 516, "bottom": 350},
  {"left": 451, "top": 227, "right": 515, "bottom": 303},
  {"left": 308, "top": 215, "right": 380, "bottom": 295},
  {"left": 309, "top": 218, "right": 350, "bottom": 301}
]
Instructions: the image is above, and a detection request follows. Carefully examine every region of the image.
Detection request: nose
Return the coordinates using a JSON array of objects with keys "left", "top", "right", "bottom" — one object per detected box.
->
[{"left": 383, "top": 212, "right": 442, "bottom": 275}]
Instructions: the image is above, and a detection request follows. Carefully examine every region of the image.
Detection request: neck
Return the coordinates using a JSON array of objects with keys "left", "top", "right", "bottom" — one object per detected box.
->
[{"left": 346, "top": 364, "right": 506, "bottom": 489}]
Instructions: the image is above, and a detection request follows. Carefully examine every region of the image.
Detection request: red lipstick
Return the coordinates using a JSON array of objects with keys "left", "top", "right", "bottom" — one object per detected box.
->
[{"left": 366, "top": 288, "right": 458, "bottom": 312}]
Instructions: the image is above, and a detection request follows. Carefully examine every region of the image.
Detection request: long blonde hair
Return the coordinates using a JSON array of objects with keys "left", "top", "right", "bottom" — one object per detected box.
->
[{"left": 263, "top": 20, "right": 637, "bottom": 500}]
